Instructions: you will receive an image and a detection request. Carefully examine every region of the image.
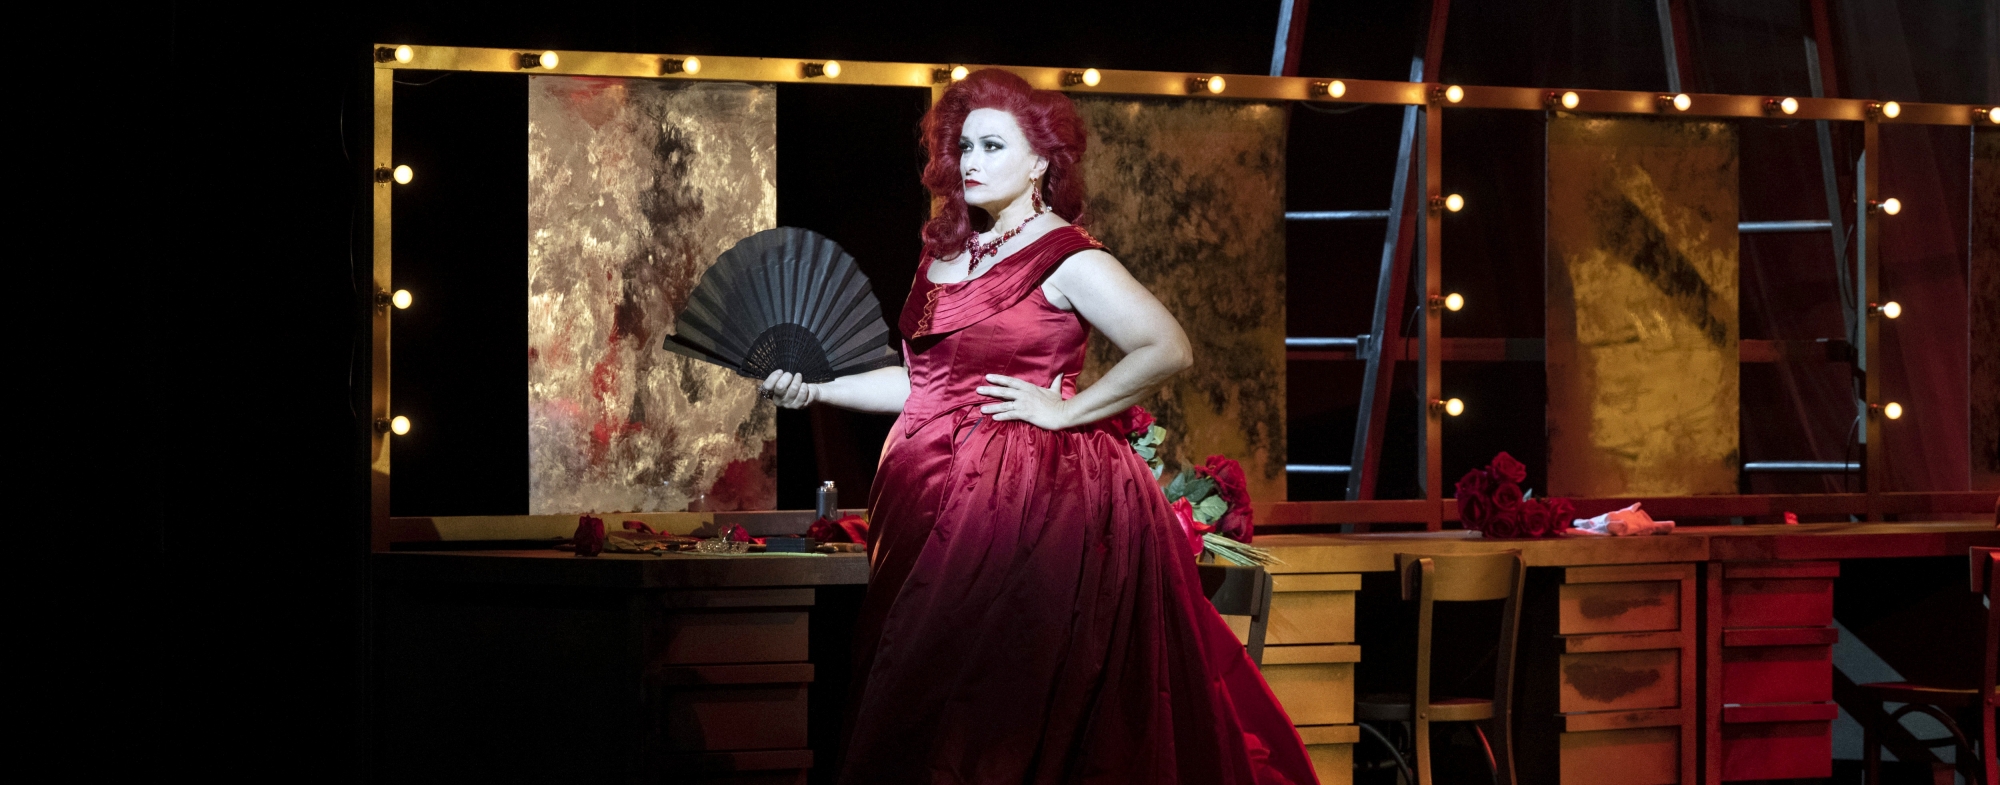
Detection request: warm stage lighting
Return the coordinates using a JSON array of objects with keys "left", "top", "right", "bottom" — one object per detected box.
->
[
  {"left": 1880, "top": 101, "right": 1899, "bottom": 118},
  {"left": 1444, "top": 293, "right": 1464, "bottom": 312},
  {"left": 1873, "top": 301, "right": 1901, "bottom": 319},
  {"left": 1883, "top": 402, "right": 1903, "bottom": 420},
  {"left": 1188, "top": 75, "right": 1225, "bottom": 94},
  {"left": 1444, "top": 85, "right": 1464, "bottom": 103},
  {"left": 1988, "top": 107, "right": 1999, "bottom": 124},
  {"left": 1082, "top": 68, "right": 1100, "bottom": 86},
  {"left": 375, "top": 45, "right": 415, "bottom": 63},
  {"left": 393, "top": 165, "right": 413, "bottom": 185},
  {"left": 1444, "top": 193, "right": 1464, "bottom": 212},
  {"left": 395, "top": 45, "right": 413, "bottom": 63},
  {"left": 1444, "top": 398, "right": 1465, "bottom": 417},
  {"left": 661, "top": 57, "right": 700, "bottom": 75},
  {"left": 1870, "top": 197, "right": 1902, "bottom": 216},
  {"left": 386, "top": 415, "right": 411, "bottom": 435},
  {"left": 803, "top": 61, "right": 842, "bottom": 78},
  {"left": 1063, "top": 69, "right": 1100, "bottom": 87},
  {"left": 1672, "top": 94, "right": 1691, "bottom": 111},
  {"left": 952, "top": 65, "right": 969, "bottom": 81},
  {"left": 1561, "top": 91, "right": 1580, "bottom": 109},
  {"left": 518, "top": 51, "right": 558, "bottom": 70},
  {"left": 1767, "top": 97, "right": 1798, "bottom": 115},
  {"left": 392, "top": 289, "right": 412, "bottom": 310}
]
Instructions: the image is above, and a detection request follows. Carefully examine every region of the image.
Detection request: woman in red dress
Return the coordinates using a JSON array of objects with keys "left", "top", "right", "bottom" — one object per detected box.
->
[{"left": 759, "top": 69, "right": 1317, "bottom": 785}]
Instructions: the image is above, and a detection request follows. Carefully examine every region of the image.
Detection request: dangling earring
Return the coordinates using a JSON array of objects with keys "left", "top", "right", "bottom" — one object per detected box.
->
[{"left": 1030, "top": 177, "right": 1046, "bottom": 213}]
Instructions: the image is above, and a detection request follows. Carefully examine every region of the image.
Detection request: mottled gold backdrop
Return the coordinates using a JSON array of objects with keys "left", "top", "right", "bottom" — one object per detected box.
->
[
  {"left": 1072, "top": 97, "right": 1289, "bottom": 503},
  {"left": 527, "top": 77, "right": 778, "bottom": 514},
  {"left": 1546, "top": 115, "right": 1740, "bottom": 497}
]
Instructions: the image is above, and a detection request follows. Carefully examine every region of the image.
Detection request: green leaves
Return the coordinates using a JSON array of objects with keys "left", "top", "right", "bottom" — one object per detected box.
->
[{"left": 1193, "top": 495, "right": 1228, "bottom": 524}]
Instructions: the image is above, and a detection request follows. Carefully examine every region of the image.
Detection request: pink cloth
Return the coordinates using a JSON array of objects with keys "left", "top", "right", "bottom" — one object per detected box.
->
[{"left": 839, "top": 226, "right": 1316, "bottom": 784}]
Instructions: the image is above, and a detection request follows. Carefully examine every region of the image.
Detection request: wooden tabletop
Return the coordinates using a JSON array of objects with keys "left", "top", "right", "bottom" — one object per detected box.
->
[
  {"left": 1254, "top": 522, "right": 1998, "bottom": 573},
  {"left": 374, "top": 523, "right": 1995, "bottom": 586},
  {"left": 374, "top": 549, "right": 872, "bottom": 588}
]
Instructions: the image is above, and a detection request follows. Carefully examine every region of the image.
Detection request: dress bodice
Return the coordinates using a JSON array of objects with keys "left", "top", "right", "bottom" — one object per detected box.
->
[{"left": 895, "top": 225, "right": 1105, "bottom": 436}]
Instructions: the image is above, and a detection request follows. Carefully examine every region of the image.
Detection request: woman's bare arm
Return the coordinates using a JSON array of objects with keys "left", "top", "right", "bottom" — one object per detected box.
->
[
  {"left": 976, "top": 249, "right": 1191, "bottom": 429},
  {"left": 760, "top": 365, "right": 910, "bottom": 414}
]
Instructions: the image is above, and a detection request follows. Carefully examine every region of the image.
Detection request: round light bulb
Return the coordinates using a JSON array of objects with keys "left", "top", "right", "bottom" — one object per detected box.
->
[
  {"left": 392, "top": 289, "right": 412, "bottom": 309},
  {"left": 1672, "top": 93, "right": 1691, "bottom": 111},
  {"left": 394, "top": 45, "right": 414, "bottom": 64},
  {"left": 392, "top": 165, "right": 413, "bottom": 185},
  {"left": 1879, "top": 301, "right": 1901, "bottom": 319},
  {"left": 390, "top": 415, "right": 411, "bottom": 435},
  {"left": 823, "top": 60, "right": 842, "bottom": 78},
  {"left": 1082, "top": 68, "right": 1100, "bottom": 87},
  {"left": 1880, "top": 197, "right": 1901, "bottom": 215},
  {"left": 1989, "top": 107, "right": 1999, "bottom": 124},
  {"left": 1329, "top": 79, "right": 1346, "bottom": 98},
  {"left": 538, "top": 51, "right": 559, "bottom": 70},
  {"left": 1561, "top": 91, "right": 1580, "bottom": 109},
  {"left": 1779, "top": 97, "right": 1798, "bottom": 115},
  {"left": 1444, "top": 85, "right": 1464, "bottom": 103},
  {"left": 1880, "top": 100, "right": 1899, "bottom": 119},
  {"left": 1444, "top": 398, "right": 1465, "bottom": 417},
  {"left": 684, "top": 56, "right": 702, "bottom": 75},
  {"left": 1444, "top": 193, "right": 1464, "bottom": 212},
  {"left": 951, "top": 65, "right": 969, "bottom": 81},
  {"left": 1883, "top": 402, "right": 1903, "bottom": 420},
  {"left": 1206, "top": 75, "right": 1226, "bottom": 94},
  {"left": 1444, "top": 293, "right": 1464, "bottom": 312}
]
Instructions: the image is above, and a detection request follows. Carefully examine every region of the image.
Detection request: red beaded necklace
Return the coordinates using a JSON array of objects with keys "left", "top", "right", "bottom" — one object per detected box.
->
[{"left": 963, "top": 208, "right": 1047, "bottom": 274}]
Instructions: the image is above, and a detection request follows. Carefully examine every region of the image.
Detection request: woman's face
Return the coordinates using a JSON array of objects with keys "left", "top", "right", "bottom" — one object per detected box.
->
[{"left": 958, "top": 108, "right": 1047, "bottom": 217}]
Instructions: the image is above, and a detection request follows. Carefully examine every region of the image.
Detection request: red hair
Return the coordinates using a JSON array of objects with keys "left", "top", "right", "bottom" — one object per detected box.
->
[{"left": 918, "top": 69, "right": 1088, "bottom": 261}]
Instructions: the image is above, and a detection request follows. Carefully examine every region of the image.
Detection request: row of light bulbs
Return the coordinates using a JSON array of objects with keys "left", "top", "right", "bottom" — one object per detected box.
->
[{"left": 373, "top": 45, "right": 2000, "bottom": 124}]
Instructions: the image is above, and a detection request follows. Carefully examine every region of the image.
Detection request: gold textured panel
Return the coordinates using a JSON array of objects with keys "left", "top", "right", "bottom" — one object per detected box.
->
[
  {"left": 527, "top": 77, "right": 778, "bottom": 514},
  {"left": 1546, "top": 115, "right": 1739, "bottom": 496},
  {"left": 1260, "top": 662, "right": 1354, "bottom": 725},
  {"left": 1071, "top": 97, "right": 1288, "bottom": 504}
]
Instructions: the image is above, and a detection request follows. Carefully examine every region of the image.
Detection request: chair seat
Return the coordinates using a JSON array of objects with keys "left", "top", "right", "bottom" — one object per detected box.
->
[
  {"left": 1856, "top": 681, "right": 1983, "bottom": 708},
  {"left": 1356, "top": 692, "right": 1495, "bottom": 723}
]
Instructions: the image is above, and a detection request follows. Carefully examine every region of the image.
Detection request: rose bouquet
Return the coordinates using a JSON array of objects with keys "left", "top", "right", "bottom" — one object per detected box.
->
[
  {"left": 1454, "top": 452, "right": 1575, "bottom": 539},
  {"left": 1119, "top": 406, "right": 1280, "bottom": 566}
]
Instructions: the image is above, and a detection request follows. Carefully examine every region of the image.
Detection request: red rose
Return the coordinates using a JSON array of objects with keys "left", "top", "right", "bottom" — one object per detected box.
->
[
  {"left": 1215, "top": 505, "right": 1255, "bottom": 544},
  {"left": 1518, "top": 500, "right": 1554, "bottom": 538},
  {"left": 1114, "top": 406, "right": 1156, "bottom": 437},
  {"left": 1490, "top": 452, "right": 1528, "bottom": 484},
  {"left": 1489, "top": 481, "right": 1523, "bottom": 515},
  {"left": 1455, "top": 468, "right": 1498, "bottom": 528},
  {"left": 1199, "top": 455, "right": 1252, "bottom": 509},
  {"left": 809, "top": 514, "right": 871, "bottom": 544},
  {"left": 1170, "top": 497, "right": 1209, "bottom": 558},
  {"left": 1484, "top": 503, "right": 1525, "bottom": 538},
  {"left": 573, "top": 515, "right": 605, "bottom": 557},
  {"left": 1542, "top": 498, "right": 1576, "bottom": 537}
]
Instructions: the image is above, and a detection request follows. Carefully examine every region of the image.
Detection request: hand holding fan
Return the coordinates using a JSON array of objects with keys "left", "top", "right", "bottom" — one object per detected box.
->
[{"left": 662, "top": 227, "right": 900, "bottom": 384}]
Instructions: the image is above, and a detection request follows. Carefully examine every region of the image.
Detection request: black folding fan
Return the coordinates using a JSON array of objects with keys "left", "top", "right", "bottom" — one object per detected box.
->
[{"left": 662, "top": 227, "right": 900, "bottom": 384}]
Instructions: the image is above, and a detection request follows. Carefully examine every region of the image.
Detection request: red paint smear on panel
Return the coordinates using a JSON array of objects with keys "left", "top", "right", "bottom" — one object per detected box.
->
[{"left": 705, "top": 441, "right": 777, "bottom": 511}]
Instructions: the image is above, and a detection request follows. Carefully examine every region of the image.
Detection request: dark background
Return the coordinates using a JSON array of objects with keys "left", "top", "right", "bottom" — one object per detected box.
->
[{"left": 158, "top": 0, "right": 1993, "bottom": 779}]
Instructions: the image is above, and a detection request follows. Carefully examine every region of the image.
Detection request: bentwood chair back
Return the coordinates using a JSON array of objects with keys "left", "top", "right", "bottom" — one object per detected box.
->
[
  {"left": 1860, "top": 545, "right": 1998, "bottom": 785},
  {"left": 1198, "top": 561, "right": 1274, "bottom": 666},
  {"left": 1356, "top": 550, "right": 1525, "bottom": 785}
]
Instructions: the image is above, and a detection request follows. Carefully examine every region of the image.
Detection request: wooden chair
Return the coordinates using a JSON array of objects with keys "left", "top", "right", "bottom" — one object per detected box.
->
[
  {"left": 1860, "top": 546, "right": 1998, "bottom": 785},
  {"left": 1198, "top": 561, "right": 1274, "bottom": 665},
  {"left": 1356, "top": 551, "right": 1525, "bottom": 785}
]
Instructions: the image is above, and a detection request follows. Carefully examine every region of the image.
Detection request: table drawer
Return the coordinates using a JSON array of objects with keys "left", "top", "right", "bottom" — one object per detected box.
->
[
  {"left": 1720, "top": 638, "right": 1834, "bottom": 705},
  {"left": 1559, "top": 581, "right": 1681, "bottom": 635},
  {"left": 1261, "top": 662, "right": 1354, "bottom": 725},
  {"left": 1559, "top": 726, "right": 1681, "bottom": 785},
  {"left": 1719, "top": 704, "right": 1836, "bottom": 781},
  {"left": 1720, "top": 562, "right": 1837, "bottom": 629},
  {"left": 1559, "top": 648, "right": 1682, "bottom": 713}
]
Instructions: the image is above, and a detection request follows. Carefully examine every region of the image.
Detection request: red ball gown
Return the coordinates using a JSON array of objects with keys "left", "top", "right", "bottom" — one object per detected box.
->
[{"left": 837, "top": 225, "right": 1318, "bottom": 785}]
